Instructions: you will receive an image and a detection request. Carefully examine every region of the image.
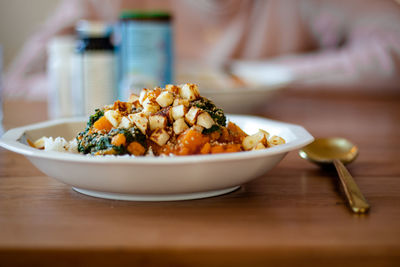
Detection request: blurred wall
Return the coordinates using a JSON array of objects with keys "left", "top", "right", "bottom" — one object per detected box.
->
[{"left": 0, "top": 0, "right": 61, "bottom": 70}]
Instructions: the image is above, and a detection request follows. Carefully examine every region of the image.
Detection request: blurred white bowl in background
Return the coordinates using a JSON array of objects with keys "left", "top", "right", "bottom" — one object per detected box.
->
[{"left": 177, "top": 61, "right": 294, "bottom": 113}]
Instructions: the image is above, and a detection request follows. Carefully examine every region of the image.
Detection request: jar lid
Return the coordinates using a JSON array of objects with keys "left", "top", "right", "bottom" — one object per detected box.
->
[
  {"left": 76, "top": 20, "right": 112, "bottom": 37},
  {"left": 120, "top": 10, "right": 172, "bottom": 20}
]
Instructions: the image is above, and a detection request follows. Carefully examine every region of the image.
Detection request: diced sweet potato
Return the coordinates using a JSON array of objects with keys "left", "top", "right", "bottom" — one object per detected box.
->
[
  {"left": 177, "top": 147, "right": 190, "bottom": 156},
  {"left": 208, "top": 130, "right": 221, "bottom": 142},
  {"left": 200, "top": 143, "right": 211, "bottom": 154},
  {"left": 177, "top": 128, "right": 209, "bottom": 155},
  {"left": 211, "top": 144, "right": 242, "bottom": 154},
  {"left": 111, "top": 134, "right": 126, "bottom": 147},
  {"left": 225, "top": 144, "right": 242, "bottom": 153},
  {"left": 93, "top": 116, "right": 113, "bottom": 132},
  {"left": 210, "top": 145, "right": 225, "bottom": 154},
  {"left": 219, "top": 127, "right": 232, "bottom": 143},
  {"left": 127, "top": 141, "right": 146, "bottom": 156},
  {"left": 227, "top": 122, "right": 248, "bottom": 143}
]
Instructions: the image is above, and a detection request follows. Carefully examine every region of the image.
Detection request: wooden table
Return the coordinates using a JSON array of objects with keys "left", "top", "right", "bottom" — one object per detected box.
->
[{"left": 1, "top": 89, "right": 400, "bottom": 266}]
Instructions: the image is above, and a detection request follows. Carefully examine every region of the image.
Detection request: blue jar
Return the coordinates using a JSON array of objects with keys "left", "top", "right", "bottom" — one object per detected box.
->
[{"left": 117, "top": 10, "right": 173, "bottom": 100}]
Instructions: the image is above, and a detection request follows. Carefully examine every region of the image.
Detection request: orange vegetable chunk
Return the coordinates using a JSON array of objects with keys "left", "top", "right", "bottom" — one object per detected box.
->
[
  {"left": 225, "top": 144, "right": 242, "bottom": 153},
  {"left": 111, "top": 134, "right": 126, "bottom": 147},
  {"left": 200, "top": 143, "right": 211, "bottom": 154},
  {"left": 211, "top": 144, "right": 241, "bottom": 154},
  {"left": 93, "top": 116, "right": 113, "bottom": 132},
  {"left": 127, "top": 142, "right": 146, "bottom": 156},
  {"left": 210, "top": 144, "right": 225, "bottom": 154},
  {"left": 227, "top": 122, "right": 248, "bottom": 143},
  {"left": 177, "top": 128, "right": 209, "bottom": 155}
]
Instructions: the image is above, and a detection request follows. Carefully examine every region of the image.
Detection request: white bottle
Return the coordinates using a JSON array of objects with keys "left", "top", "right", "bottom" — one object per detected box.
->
[
  {"left": 74, "top": 21, "right": 116, "bottom": 116},
  {"left": 47, "top": 36, "right": 75, "bottom": 119}
]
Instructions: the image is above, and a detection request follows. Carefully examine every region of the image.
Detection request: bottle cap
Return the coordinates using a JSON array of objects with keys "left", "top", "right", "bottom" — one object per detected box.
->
[
  {"left": 76, "top": 20, "right": 112, "bottom": 37},
  {"left": 119, "top": 10, "right": 171, "bottom": 20}
]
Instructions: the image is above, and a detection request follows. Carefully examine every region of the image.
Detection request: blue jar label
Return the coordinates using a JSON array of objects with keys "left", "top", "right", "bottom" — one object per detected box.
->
[{"left": 118, "top": 21, "right": 173, "bottom": 100}]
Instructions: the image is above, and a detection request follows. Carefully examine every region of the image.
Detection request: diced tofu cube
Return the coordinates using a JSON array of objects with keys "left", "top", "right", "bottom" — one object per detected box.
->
[
  {"left": 112, "top": 101, "right": 132, "bottom": 114},
  {"left": 149, "top": 114, "right": 168, "bottom": 131},
  {"left": 33, "top": 137, "right": 46, "bottom": 149},
  {"left": 242, "top": 130, "right": 268, "bottom": 151},
  {"left": 128, "top": 113, "right": 148, "bottom": 134},
  {"left": 131, "top": 100, "right": 142, "bottom": 110},
  {"left": 173, "top": 118, "right": 189, "bottom": 135},
  {"left": 142, "top": 98, "right": 160, "bottom": 115},
  {"left": 156, "top": 106, "right": 173, "bottom": 123},
  {"left": 173, "top": 98, "right": 190, "bottom": 107},
  {"left": 185, "top": 106, "right": 201, "bottom": 125},
  {"left": 139, "top": 88, "right": 149, "bottom": 104},
  {"left": 171, "top": 105, "right": 188, "bottom": 120},
  {"left": 119, "top": 116, "right": 132, "bottom": 129},
  {"left": 165, "top": 84, "right": 180, "bottom": 95},
  {"left": 150, "top": 128, "right": 170, "bottom": 146},
  {"left": 268, "top": 135, "right": 286, "bottom": 147},
  {"left": 143, "top": 103, "right": 160, "bottom": 115},
  {"left": 104, "top": 110, "right": 121, "bottom": 127},
  {"left": 252, "top": 143, "right": 266, "bottom": 150},
  {"left": 259, "top": 129, "right": 270, "bottom": 139},
  {"left": 179, "top": 83, "right": 199, "bottom": 101},
  {"left": 128, "top": 93, "right": 139, "bottom": 103},
  {"left": 196, "top": 112, "right": 214, "bottom": 129},
  {"left": 156, "top": 91, "right": 174, "bottom": 107}
]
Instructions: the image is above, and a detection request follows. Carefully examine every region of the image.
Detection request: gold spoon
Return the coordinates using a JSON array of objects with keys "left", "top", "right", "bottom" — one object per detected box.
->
[{"left": 299, "top": 137, "right": 370, "bottom": 214}]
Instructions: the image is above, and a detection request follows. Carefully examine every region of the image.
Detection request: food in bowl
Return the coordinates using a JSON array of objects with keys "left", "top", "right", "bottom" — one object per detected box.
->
[{"left": 33, "top": 84, "right": 285, "bottom": 156}]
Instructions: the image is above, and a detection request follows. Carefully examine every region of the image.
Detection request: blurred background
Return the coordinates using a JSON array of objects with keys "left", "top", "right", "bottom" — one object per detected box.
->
[
  {"left": 0, "top": 0, "right": 400, "bottom": 119},
  {"left": 0, "top": 0, "right": 60, "bottom": 69}
]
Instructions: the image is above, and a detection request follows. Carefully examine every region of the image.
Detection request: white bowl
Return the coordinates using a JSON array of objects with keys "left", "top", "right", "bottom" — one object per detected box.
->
[
  {"left": 201, "top": 86, "right": 284, "bottom": 114},
  {"left": 0, "top": 115, "right": 313, "bottom": 201},
  {"left": 177, "top": 62, "right": 294, "bottom": 113}
]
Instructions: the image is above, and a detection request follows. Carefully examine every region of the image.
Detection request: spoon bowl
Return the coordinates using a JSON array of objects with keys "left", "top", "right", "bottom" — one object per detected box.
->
[
  {"left": 299, "top": 137, "right": 370, "bottom": 214},
  {"left": 299, "top": 137, "right": 358, "bottom": 165}
]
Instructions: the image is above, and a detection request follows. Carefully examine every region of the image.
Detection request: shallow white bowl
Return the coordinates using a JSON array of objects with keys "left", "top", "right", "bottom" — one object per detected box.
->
[
  {"left": 177, "top": 63, "right": 294, "bottom": 113},
  {"left": 0, "top": 115, "right": 313, "bottom": 201}
]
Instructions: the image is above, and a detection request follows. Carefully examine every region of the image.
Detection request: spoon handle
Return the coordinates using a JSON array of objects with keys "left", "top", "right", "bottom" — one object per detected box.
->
[{"left": 333, "top": 159, "right": 370, "bottom": 213}]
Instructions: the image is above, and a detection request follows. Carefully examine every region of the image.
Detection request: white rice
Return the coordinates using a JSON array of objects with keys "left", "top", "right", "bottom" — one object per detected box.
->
[{"left": 42, "top": 137, "right": 78, "bottom": 153}]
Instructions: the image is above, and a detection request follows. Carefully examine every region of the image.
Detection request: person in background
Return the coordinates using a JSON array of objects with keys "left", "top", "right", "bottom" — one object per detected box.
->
[{"left": 4, "top": 0, "right": 400, "bottom": 99}]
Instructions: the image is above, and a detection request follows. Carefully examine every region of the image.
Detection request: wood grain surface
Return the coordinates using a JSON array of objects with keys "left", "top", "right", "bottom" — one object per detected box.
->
[{"left": 1, "top": 89, "right": 400, "bottom": 266}]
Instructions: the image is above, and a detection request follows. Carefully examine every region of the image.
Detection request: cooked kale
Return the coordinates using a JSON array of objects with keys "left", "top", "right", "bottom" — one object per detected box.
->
[
  {"left": 109, "top": 126, "right": 146, "bottom": 147},
  {"left": 96, "top": 136, "right": 112, "bottom": 151},
  {"left": 77, "top": 125, "right": 146, "bottom": 155},
  {"left": 202, "top": 124, "right": 221, "bottom": 134},
  {"left": 87, "top": 109, "right": 104, "bottom": 129},
  {"left": 191, "top": 97, "right": 226, "bottom": 133},
  {"left": 77, "top": 133, "right": 124, "bottom": 155},
  {"left": 77, "top": 132, "right": 100, "bottom": 154}
]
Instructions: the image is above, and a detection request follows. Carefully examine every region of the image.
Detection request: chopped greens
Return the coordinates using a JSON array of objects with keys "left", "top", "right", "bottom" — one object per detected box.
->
[
  {"left": 77, "top": 123, "right": 147, "bottom": 155},
  {"left": 87, "top": 109, "right": 104, "bottom": 128},
  {"left": 109, "top": 126, "right": 147, "bottom": 147},
  {"left": 202, "top": 124, "right": 221, "bottom": 134}
]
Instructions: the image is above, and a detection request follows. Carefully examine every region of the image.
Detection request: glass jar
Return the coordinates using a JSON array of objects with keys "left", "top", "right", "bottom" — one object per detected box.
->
[{"left": 117, "top": 10, "right": 173, "bottom": 99}]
